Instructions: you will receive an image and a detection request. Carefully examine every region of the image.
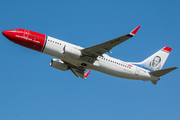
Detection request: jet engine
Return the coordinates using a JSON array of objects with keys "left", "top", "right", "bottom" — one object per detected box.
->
[
  {"left": 64, "top": 46, "right": 82, "bottom": 59},
  {"left": 50, "top": 59, "right": 68, "bottom": 71}
]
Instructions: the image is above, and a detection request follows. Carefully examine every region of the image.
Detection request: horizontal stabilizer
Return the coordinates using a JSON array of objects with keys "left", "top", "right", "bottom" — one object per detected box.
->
[{"left": 149, "top": 67, "right": 178, "bottom": 77}]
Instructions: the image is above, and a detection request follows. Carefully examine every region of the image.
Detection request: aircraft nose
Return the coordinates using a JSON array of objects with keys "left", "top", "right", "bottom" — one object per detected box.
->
[{"left": 2, "top": 30, "right": 9, "bottom": 37}]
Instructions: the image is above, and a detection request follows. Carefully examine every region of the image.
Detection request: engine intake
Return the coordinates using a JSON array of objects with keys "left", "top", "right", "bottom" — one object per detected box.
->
[
  {"left": 64, "top": 46, "right": 82, "bottom": 59},
  {"left": 50, "top": 59, "right": 68, "bottom": 71}
]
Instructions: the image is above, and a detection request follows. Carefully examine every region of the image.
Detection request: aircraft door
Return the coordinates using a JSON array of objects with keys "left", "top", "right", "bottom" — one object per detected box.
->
[
  {"left": 23, "top": 30, "right": 29, "bottom": 38},
  {"left": 57, "top": 44, "right": 65, "bottom": 58},
  {"left": 135, "top": 67, "right": 140, "bottom": 76}
]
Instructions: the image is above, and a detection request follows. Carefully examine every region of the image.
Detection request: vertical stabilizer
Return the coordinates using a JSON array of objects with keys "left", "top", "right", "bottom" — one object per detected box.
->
[{"left": 135, "top": 46, "right": 172, "bottom": 71}]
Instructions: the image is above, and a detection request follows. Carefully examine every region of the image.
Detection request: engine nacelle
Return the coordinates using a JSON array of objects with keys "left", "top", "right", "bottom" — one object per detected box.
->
[
  {"left": 50, "top": 59, "right": 68, "bottom": 71},
  {"left": 64, "top": 46, "right": 82, "bottom": 59}
]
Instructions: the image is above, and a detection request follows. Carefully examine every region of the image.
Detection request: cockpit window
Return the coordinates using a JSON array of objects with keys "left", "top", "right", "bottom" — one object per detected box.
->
[{"left": 12, "top": 29, "right": 18, "bottom": 31}]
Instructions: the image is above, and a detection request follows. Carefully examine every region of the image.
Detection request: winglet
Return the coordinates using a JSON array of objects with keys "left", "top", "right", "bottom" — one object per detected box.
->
[
  {"left": 162, "top": 46, "right": 172, "bottom": 53},
  {"left": 129, "top": 26, "right": 140, "bottom": 36},
  {"left": 84, "top": 71, "right": 91, "bottom": 79}
]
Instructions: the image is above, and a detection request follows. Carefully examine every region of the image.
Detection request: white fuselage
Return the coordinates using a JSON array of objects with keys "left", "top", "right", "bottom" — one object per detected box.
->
[{"left": 42, "top": 36, "right": 159, "bottom": 81}]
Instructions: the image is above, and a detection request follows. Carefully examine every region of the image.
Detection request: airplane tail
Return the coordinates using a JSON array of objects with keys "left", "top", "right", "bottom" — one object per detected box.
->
[
  {"left": 133, "top": 46, "right": 178, "bottom": 85},
  {"left": 134, "top": 46, "right": 172, "bottom": 71}
]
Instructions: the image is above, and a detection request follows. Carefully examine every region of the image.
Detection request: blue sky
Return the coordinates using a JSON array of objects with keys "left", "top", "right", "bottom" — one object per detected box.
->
[{"left": 0, "top": 0, "right": 180, "bottom": 120}]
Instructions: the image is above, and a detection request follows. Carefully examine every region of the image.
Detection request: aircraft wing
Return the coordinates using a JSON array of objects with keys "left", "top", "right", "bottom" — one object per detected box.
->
[{"left": 81, "top": 26, "right": 140, "bottom": 58}]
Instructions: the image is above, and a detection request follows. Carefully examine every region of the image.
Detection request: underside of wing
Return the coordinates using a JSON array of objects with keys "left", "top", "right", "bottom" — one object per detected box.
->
[
  {"left": 81, "top": 26, "right": 140, "bottom": 58},
  {"left": 70, "top": 68, "right": 90, "bottom": 79},
  {"left": 67, "top": 63, "right": 91, "bottom": 79}
]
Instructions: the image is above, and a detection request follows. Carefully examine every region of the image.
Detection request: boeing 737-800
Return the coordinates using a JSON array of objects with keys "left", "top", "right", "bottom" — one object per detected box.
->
[{"left": 2, "top": 26, "right": 177, "bottom": 85}]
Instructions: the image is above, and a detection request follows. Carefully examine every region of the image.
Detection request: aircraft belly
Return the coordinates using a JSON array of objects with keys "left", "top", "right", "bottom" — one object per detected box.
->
[{"left": 93, "top": 60, "right": 155, "bottom": 80}]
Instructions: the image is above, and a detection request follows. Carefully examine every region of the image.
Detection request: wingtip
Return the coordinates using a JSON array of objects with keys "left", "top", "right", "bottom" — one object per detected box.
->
[
  {"left": 84, "top": 71, "right": 91, "bottom": 79},
  {"left": 151, "top": 80, "right": 158, "bottom": 85},
  {"left": 162, "top": 46, "right": 172, "bottom": 52},
  {"left": 130, "top": 26, "right": 140, "bottom": 35}
]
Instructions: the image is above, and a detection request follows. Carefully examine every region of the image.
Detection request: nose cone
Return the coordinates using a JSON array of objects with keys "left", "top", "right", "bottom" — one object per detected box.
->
[
  {"left": 2, "top": 30, "right": 17, "bottom": 43},
  {"left": 2, "top": 30, "right": 7, "bottom": 36},
  {"left": 2, "top": 30, "right": 10, "bottom": 38}
]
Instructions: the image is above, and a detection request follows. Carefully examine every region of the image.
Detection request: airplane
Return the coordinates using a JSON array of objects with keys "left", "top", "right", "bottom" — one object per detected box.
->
[{"left": 2, "top": 26, "right": 178, "bottom": 85}]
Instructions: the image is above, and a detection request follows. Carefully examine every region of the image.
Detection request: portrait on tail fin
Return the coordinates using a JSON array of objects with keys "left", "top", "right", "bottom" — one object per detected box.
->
[{"left": 149, "top": 56, "right": 161, "bottom": 70}]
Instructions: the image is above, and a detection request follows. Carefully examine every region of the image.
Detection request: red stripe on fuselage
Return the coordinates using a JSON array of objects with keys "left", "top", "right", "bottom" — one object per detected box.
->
[
  {"left": 2, "top": 29, "right": 46, "bottom": 52},
  {"left": 28, "top": 30, "right": 46, "bottom": 52}
]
